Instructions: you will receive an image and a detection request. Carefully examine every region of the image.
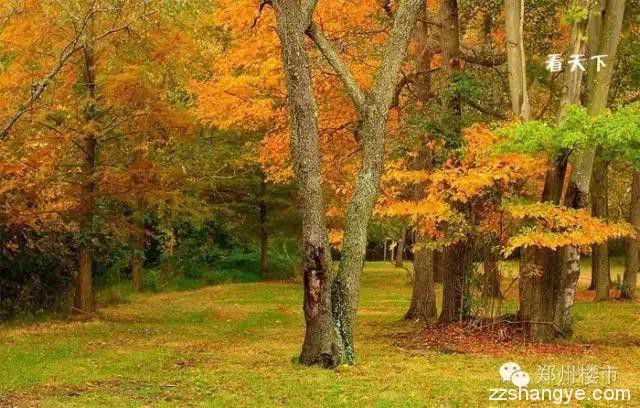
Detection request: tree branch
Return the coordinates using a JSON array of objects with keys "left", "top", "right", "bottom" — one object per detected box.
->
[
  {"left": 307, "top": 23, "right": 367, "bottom": 113},
  {"left": 301, "top": 0, "right": 318, "bottom": 29},
  {"left": 0, "top": 11, "right": 135, "bottom": 140},
  {"left": 461, "top": 95, "right": 507, "bottom": 120},
  {"left": 461, "top": 50, "right": 507, "bottom": 67},
  {"left": 370, "top": 0, "right": 423, "bottom": 108}
]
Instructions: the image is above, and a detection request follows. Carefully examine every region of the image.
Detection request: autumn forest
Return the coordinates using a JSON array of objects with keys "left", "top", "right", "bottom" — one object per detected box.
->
[{"left": 0, "top": 0, "right": 639, "bottom": 406}]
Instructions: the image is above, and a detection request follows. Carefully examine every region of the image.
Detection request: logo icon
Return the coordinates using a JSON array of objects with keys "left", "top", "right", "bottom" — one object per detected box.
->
[{"left": 499, "top": 362, "right": 530, "bottom": 388}]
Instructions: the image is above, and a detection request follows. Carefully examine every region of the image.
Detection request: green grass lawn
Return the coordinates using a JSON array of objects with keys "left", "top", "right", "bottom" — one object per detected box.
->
[{"left": 1, "top": 262, "right": 639, "bottom": 407}]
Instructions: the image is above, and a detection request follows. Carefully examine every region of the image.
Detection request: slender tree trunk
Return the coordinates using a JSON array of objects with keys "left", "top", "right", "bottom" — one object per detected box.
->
[
  {"left": 394, "top": 225, "right": 406, "bottom": 268},
  {"left": 622, "top": 171, "right": 640, "bottom": 299},
  {"left": 73, "top": 13, "right": 97, "bottom": 315},
  {"left": 131, "top": 230, "right": 145, "bottom": 292},
  {"left": 74, "top": 246, "right": 95, "bottom": 313},
  {"left": 272, "top": 0, "right": 341, "bottom": 367},
  {"left": 131, "top": 254, "right": 143, "bottom": 292},
  {"left": 504, "top": 0, "right": 531, "bottom": 120},
  {"left": 439, "top": 0, "right": 462, "bottom": 135},
  {"left": 554, "top": 0, "right": 625, "bottom": 337},
  {"left": 591, "top": 154, "right": 610, "bottom": 300},
  {"left": 259, "top": 176, "right": 270, "bottom": 279}
]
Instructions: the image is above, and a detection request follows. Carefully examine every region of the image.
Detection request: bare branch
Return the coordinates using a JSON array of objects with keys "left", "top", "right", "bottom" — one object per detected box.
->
[
  {"left": 251, "top": 0, "right": 270, "bottom": 29},
  {"left": 461, "top": 95, "right": 507, "bottom": 120},
  {"left": 307, "top": 23, "right": 367, "bottom": 113},
  {"left": 0, "top": 39, "right": 84, "bottom": 140},
  {"left": 0, "top": 10, "right": 136, "bottom": 140}
]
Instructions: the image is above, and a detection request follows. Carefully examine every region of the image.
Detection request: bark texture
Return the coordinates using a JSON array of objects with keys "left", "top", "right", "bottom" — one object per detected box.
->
[
  {"left": 504, "top": 0, "right": 531, "bottom": 119},
  {"left": 482, "top": 246, "right": 502, "bottom": 299},
  {"left": 272, "top": 0, "right": 341, "bottom": 367},
  {"left": 622, "top": 171, "right": 640, "bottom": 299},
  {"left": 309, "top": 0, "right": 423, "bottom": 364},
  {"left": 405, "top": 245, "right": 437, "bottom": 322},
  {"left": 439, "top": 241, "right": 470, "bottom": 323}
]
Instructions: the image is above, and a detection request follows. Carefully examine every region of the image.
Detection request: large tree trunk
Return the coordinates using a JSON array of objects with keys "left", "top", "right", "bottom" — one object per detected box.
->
[
  {"left": 434, "top": 250, "right": 444, "bottom": 283},
  {"left": 437, "top": 0, "right": 475, "bottom": 325},
  {"left": 591, "top": 154, "right": 610, "bottom": 300},
  {"left": 622, "top": 171, "right": 640, "bottom": 299},
  {"left": 554, "top": 0, "right": 625, "bottom": 337},
  {"left": 518, "top": 0, "right": 587, "bottom": 340},
  {"left": 405, "top": 243, "right": 437, "bottom": 323},
  {"left": 519, "top": 155, "right": 568, "bottom": 341},
  {"left": 73, "top": 14, "right": 97, "bottom": 315},
  {"left": 259, "top": 176, "right": 269, "bottom": 279},
  {"left": 439, "top": 240, "right": 470, "bottom": 323},
  {"left": 272, "top": 0, "right": 342, "bottom": 368}
]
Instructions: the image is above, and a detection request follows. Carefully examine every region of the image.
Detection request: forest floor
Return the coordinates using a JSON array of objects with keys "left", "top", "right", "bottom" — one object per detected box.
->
[{"left": 0, "top": 261, "right": 639, "bottom": 407}]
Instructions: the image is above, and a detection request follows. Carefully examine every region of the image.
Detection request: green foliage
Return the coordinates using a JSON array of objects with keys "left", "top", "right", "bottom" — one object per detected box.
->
[{"left": 497, "top": 103, "right": 640, "bottom": 168}]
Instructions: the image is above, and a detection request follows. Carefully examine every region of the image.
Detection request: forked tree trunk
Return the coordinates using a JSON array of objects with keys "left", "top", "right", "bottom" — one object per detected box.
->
[
  {"left": 622, "top": 171, "right": 640, "bottom": 299},
  {"left": 272, "top": 0, "right": 341, "bottom": 367},
  {"left": 554, "top": 0, "right": 625, "bottom": 337},
  {"left": 308, "top": 0, "right": 423, "bottom": 364},
  {"left": 591, "top": 154, "right": 610, "bottom": 300},
  {"left": 405, "top": 243, "right": 437, "bottom": 323}
]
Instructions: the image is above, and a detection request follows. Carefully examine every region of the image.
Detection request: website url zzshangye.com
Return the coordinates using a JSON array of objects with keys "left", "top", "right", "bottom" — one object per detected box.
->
[{"left": 489, "top": 387, "right": 631, "bottom": 405}]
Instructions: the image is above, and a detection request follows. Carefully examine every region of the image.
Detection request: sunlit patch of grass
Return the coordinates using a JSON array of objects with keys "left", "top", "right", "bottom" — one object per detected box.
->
[{"left": 0, "top": 261, "right": 639, "bottom": 407}]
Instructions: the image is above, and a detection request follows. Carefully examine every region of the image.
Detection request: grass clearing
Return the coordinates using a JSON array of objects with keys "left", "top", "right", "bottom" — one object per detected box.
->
[{"left": 1, "top": 262, "right": 639, "bottom": 407}]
